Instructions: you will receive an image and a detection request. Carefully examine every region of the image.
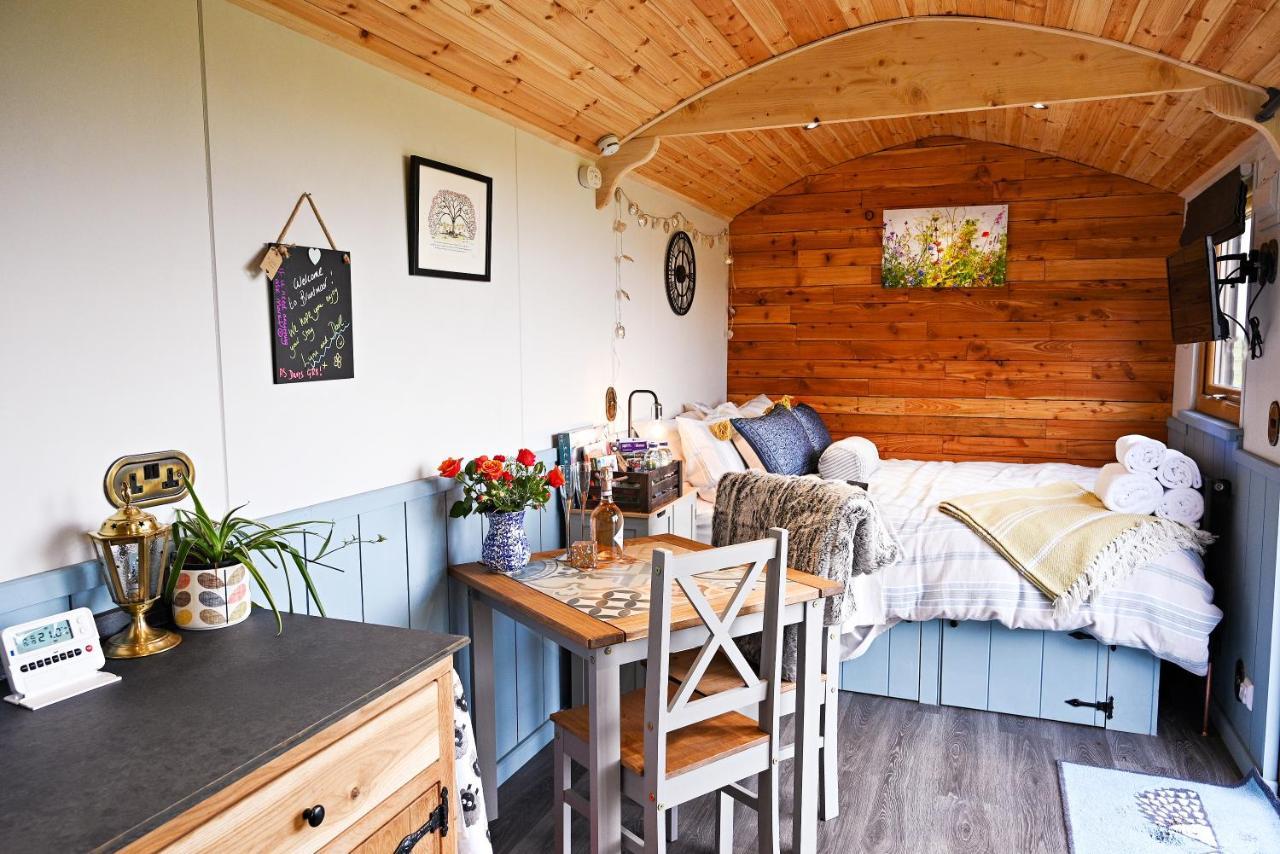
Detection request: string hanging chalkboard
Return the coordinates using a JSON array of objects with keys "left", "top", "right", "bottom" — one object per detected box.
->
[{"left": 262, "top": 194, "right": 355, "bottom": 384}]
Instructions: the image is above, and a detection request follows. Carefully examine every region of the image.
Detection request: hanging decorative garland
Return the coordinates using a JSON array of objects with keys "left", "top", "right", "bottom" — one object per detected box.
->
[{"left": 611, "top": 187, "right": 735, "bottom": 335}]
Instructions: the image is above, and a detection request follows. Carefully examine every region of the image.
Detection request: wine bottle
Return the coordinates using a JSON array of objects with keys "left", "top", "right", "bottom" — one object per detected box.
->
[{"left": 590, "top": 469, "right": 625, "bottom": 562}]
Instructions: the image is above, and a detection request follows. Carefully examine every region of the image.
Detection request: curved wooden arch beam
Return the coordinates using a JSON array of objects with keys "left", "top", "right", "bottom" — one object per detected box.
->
[
  {"left": 634, "top": 17, "right": 1262, "bottom": 139},
  {"left": 1202, "top": 85, "right": 1280, "bottom": 160},
  {"left": 595, "top": 136, "right": 660, "bottom": 210}
]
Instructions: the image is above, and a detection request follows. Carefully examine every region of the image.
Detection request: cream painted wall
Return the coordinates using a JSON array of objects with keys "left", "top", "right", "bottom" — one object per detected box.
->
[
  {"left": 0, "top": 0, "right": 727, "bottom": 582},
  {"left": 1173, "top": 139, "right": 1280, "bottom": 463},
  {"left": 0, "top": 1, "right": 228, "bottom": 578}
]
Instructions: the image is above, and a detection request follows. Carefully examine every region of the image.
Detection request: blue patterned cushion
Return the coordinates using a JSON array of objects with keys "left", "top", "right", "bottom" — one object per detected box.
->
[
  {"left": 731, "top": 407, "right": 816, "bottom": 475},
  {"left": 791, "top": 403, "right": 832, "bottom": 456}
]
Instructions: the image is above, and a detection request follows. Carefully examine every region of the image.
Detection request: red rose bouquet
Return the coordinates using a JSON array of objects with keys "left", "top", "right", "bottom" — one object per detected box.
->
[{"left": 438, "top": 449, "right": 554, "bottom": 518}]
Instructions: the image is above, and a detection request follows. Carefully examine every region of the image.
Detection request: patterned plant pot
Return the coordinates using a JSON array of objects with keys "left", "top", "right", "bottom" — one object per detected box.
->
[
  {"left": 481, "top": 511, "right": 530, "bottom": 573},
  {"left": 171, "top": 562, "right": 252, "bottom": 630}
]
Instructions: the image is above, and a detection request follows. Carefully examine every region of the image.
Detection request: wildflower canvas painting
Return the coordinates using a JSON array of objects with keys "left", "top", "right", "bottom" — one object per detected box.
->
[{"left": 882, "top": 205, "right": 1008, "bottom": 288}]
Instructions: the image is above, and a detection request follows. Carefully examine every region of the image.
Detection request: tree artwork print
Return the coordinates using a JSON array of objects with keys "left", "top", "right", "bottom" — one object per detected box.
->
[
  {"left": 882, "top": 205, "right": 1008, "bottom": 288},
  {"left": 428, "top": 189, "right": 477, "bottom": 246}
]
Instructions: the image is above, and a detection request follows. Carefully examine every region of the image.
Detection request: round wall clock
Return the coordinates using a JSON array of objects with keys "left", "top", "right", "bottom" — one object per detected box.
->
[{"left": 665, "top": 231, "right": 696, "bottom": 316}]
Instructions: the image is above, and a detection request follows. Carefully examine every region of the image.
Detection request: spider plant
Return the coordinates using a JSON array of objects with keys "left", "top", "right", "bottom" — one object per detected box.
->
[{"left": 165, "top": 479, "right": 382, "bottom": 634}]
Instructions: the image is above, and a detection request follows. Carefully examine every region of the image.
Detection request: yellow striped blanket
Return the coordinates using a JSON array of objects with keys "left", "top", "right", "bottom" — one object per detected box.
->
[{"left": 938, "top": 482, "right": 1213, "bottom": 615}]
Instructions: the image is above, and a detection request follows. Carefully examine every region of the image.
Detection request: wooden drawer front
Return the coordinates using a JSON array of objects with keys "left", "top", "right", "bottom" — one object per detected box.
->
[
  {"left": 167, "top": 679, "right": 441, "bottom": 853},
  {"left": 349, "top": 783, "right": 442, "bottom": 854}
]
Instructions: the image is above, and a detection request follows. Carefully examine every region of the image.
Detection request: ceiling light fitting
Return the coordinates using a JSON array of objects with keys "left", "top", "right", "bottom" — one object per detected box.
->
[
  {"left": 803, "top": 117, "right": 821, "bottom": 130},
  {"left": 1031, "top": 102, "right": 1048, "bottom": 110}
]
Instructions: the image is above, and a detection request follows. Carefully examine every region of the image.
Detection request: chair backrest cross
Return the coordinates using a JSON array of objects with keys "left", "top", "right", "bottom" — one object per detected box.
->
[{"left": 643, "top": 529, "right": 789, "bottom": 801}]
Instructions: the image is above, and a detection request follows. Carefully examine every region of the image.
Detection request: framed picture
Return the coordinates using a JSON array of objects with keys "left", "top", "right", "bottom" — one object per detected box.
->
[
  {"left": 882, "top": 204, "right": 1008, "bottom": 289},
  {"left": 408, "top": 155, "right": 493, "bottom": 281}
]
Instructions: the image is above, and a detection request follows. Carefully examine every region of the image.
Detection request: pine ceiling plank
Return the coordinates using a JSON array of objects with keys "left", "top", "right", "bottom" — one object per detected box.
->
[
  {"left": 1193, "top": 0, "right": 1273, "bottom": 70},
  {"left": 373, "top": 0, "right": 643, "bottom": 131},
  {"left": 556, "top": 0, "right": 708, "bottom": 101},
  {"left": 1101, "top": 0, "right": 1149, "bottom": 42},
  {"left": 1013, "top": 0, "right": 1050, "bottom": 26},
  {"left": 1041, "top": 0, "right": 1077, "bottom": 29},
  {"left": 1177, "top": 0, "right": 1240, "bottom": 60},
  {"left": 1128, "top": 0, "right": 1197, "bottom": 55},
  {"left": 642, "top": 0, "right": 748, "bottom": 81},
  {"left": 1218, "top": 3, "right": 1280, "bottom": 81},
  {"left": 430, "top": 0, "right": 666, "bottom": 118},
  {"left": 501, "top": 0, "right": 686, "bottom": 108},
  {"left": 1068, "top": 0, "right": 1112, "bottom": 36},
  {"left": 729, "top": 0, "right": 799, "bottom": 55},
  {"left": 688, "top": 0, "right": 777, "bottom": 66}
]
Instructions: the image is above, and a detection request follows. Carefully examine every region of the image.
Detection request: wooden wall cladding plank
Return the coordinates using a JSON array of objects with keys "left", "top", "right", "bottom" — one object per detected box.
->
[{"left": 728, "top": 137, "right": 1182, "bottom": 466}]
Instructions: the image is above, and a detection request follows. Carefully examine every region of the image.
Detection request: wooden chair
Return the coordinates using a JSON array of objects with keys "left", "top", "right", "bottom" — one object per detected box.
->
[{"left": 550, "top": 529, "right": 790, "bottom": 854}]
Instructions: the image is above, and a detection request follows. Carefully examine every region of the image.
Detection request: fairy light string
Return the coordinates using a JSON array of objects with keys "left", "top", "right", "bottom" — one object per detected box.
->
[{"left": 611, "top": 187, "right": 735, "bottom": 340}]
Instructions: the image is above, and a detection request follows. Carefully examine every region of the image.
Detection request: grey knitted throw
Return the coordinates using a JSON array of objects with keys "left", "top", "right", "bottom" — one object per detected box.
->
[{"left": 712, "top": 471, "right": 902, "bottom": 678}]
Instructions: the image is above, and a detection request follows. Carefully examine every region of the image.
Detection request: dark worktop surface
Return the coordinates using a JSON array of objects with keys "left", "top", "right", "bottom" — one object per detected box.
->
[{"left": 0, "top": 609, "right": 466, "bottom": 852}]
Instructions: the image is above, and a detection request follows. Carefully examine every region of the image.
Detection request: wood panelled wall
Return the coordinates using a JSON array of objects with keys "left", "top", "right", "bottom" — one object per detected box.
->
[{"left": 727, "top": 137, "right": 1183, "bottom": 466}]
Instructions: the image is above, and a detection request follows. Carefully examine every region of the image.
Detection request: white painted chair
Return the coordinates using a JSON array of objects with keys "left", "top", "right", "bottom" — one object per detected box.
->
[{"left": 550, "top": 529, "right": 790, "bottom": 854}]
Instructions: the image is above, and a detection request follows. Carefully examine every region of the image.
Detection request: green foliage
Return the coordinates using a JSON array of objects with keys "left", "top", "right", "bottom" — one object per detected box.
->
[
  {"left": 167, "top": 478, "right": 383, "bottom": 635},
  {"left": 441, "top": 453, "right": 554, "bottom": 518}
]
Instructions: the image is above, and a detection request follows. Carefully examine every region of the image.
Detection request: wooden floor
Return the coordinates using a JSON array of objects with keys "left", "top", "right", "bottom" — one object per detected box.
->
[{"left": 491, "top": 681, "right": 1238, "bottom": 853}]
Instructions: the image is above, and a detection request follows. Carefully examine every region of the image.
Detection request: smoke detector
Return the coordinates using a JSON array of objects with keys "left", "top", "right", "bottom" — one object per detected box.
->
[{"left": 596, "top": 134, "right": 621, "bottom": 156}]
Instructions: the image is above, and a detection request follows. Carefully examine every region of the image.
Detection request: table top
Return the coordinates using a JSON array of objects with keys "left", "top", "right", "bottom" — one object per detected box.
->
[
  {"left": 450, "top": 534, "right": 843, "bottom": 649},
  {"left": 0, "top": 610, "right": 466, "bottom": 852}
]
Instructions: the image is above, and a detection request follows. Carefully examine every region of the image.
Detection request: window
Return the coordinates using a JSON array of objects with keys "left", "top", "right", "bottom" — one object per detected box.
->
[{"left": 1197, "top": 207, "right": 1252, "bottom": 423}]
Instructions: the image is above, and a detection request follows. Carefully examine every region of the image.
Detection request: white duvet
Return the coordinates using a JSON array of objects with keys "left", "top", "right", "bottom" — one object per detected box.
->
[{"left": 838, "top": 459, "right": 1221, "bottom": 675}]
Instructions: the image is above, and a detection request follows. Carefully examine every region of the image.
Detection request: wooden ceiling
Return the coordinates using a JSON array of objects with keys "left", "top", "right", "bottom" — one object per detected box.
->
[{"left": 240, "top": 0, "right": 1280, "bottom": 216}]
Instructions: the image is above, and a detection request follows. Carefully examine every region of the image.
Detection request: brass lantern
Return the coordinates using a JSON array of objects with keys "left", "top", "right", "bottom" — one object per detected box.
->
[{"left": 87, "top": 485, "right": 181, "bottom": 659}]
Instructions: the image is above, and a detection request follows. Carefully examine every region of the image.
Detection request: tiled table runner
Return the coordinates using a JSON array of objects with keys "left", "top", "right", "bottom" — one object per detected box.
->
[{"left": 506, "top": 540, "right": 756, "bottom": 635}]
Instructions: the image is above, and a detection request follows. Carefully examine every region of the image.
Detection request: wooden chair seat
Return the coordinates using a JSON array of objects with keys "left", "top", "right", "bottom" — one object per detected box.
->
[{"left": 550, "top": 687, "right": 766, "bottom": 777}]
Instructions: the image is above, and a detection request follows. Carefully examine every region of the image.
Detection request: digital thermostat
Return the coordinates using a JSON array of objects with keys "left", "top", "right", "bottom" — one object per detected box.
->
[{"left": 2, "top": 607, "right": 120, "bottom": 710}]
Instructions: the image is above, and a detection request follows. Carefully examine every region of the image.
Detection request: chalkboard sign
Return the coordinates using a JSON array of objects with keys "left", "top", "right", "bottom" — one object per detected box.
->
[{"left": 268, "top": 245, "right": 354, "bottom": 384}]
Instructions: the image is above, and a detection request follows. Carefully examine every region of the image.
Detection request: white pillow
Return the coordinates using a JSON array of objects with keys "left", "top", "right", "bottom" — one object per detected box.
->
[
  {"left": 676, "top": 414, "right": 747, "bottom": 502},
  {"left": 818, "top": 436, "right": 881, "bottom": 482}
]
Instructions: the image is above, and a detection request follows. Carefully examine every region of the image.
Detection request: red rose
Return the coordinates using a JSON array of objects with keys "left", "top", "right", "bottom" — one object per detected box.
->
[
  {"left": 547, "top": 467, "right": 565, "bottom": 488},
  {"left": 493, "top": 454, "right": 506, "bottom": 462},
  {"left": 516, "top": 448, "right": 537, "bottom": 466},
  {"left": 501, "top": 471, "right": 514, "bottom": 483},
  {"left": 474, "top": 455, "right": 489, "bottom": 466},
  {"left": 437, "top": 457, "right": 463, "bottom": 479},
  {"left": 479, "top": 458, "right": 504, "bottom": 481}
]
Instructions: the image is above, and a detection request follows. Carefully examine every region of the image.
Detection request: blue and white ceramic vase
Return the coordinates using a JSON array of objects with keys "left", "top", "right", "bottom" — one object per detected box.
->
[{"left": 481, "top": 510, "right": 530, "bottom": 573}]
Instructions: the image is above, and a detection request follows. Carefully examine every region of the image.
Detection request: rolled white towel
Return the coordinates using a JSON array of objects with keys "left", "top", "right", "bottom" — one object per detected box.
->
[
  {"left": 1157, "top": 487, "right": 1204, "bottom": 528},
  {"left": 1157, "top": 449, "right": 1202, "bottom": 489},
  {"left": 1094, "top": 462, "right": 1163, "bottom": 515},
  {"left": 1115, "top": 434, "right": 1166, "bottom": 474}
]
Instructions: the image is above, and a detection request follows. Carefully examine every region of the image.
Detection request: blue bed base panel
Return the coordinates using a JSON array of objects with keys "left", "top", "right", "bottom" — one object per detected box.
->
[{"left": 840, "top": 619, "right": 1162, "bottom": 735}]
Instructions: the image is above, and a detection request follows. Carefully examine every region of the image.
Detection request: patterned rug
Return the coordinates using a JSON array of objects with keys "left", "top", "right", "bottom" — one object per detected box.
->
[{"left": 1058, "top": 761, "right": 1280, "bottom": 853}]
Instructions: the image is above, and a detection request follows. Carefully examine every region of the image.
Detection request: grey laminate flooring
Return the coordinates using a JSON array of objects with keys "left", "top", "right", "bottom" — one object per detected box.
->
[{"left": 490, "top": 686, "right": 1238, "bottom": 853}]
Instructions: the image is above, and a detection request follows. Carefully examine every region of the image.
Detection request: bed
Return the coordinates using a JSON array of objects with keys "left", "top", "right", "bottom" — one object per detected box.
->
[{"left": 694, "top": 456, "right": 1221, "bottom": 734}]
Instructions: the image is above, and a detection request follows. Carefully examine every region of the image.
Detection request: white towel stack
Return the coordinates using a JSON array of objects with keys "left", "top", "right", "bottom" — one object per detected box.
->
[{"left": 1097, "top": 435, "right": 1204, "bottom": 528}]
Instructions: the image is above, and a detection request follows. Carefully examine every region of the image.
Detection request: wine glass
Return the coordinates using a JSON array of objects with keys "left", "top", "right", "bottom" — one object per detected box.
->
[
  {"left": 557, "top": 463, "right": 574, "bottom": 559},
  {"left": 575, "top": 460, "right": 594, "bottom": 543}
]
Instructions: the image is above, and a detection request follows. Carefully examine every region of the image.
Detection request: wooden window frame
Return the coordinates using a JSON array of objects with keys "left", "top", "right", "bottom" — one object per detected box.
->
[{"left": 1197, "top": 341, "right": 1242, "bottom": 424}]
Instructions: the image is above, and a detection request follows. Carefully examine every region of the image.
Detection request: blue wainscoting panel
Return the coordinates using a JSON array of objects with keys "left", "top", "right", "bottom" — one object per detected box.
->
[
  {"left": 306, "top": 516, "right": 363, "bottom": 622},
  {"left": 988, "top": 624, "right": 1043, "bottom": 718},
  {"left": 886, "top": 621, "right": 922, "bottom": 701},
  {"left": 406, "top": 491, "right": 450, "bottom": 635},
  {"left": 940, "top": 620, "right": 991, "bottom": 711},
  {"left": 1039, "top": 627, "right": 1101, "bottom": 726},
  {"left": 1107, "top": 644, "right": 1160, "bottom": 735},
  {"left": 841, "top": 629, "right": 890, "bottom": 695}
]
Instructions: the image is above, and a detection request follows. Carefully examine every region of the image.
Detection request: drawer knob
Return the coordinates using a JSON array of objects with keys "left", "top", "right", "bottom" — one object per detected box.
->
[{"left": 302, "top": 805, "right": 326, "bottom": 828}]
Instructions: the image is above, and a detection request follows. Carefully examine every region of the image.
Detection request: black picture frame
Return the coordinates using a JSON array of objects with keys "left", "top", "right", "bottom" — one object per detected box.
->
[{"left": 407, "top": 155, "right": 493, "bottom": 281}]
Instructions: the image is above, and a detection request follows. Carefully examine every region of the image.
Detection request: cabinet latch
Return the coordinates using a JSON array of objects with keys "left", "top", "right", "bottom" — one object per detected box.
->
[
  {"left": 1065, "top": 696, "right": 1114, "bottom": 719},
  {"left": 394, "top": 788, "right": 449, "bottom": 853}
]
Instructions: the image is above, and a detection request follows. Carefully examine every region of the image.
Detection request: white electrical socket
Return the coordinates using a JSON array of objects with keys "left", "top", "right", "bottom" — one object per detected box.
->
[{"left": 1239, "top": 676, "right": 1255, "bottom": 711}]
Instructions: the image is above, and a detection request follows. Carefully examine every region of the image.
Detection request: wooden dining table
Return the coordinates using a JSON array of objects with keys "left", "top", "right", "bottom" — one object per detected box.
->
[{"left": 450, "top": 533, "right": 844, "bottom": 854}]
